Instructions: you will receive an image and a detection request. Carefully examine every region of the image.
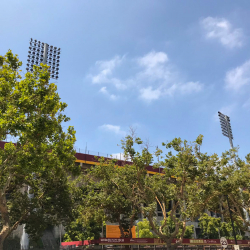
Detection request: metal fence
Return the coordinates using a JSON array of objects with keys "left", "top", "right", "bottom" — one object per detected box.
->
[{"left": 74, "top": 147, "right": 128, "bottom": 161}]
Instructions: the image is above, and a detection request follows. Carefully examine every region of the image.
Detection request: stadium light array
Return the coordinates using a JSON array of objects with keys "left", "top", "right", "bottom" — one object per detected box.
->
[
  {"left": 26, "top": 38, "right": 61, "bottom": 80},
  {"left": 218, "top": 111, "right": 234, "bottom": 149}
]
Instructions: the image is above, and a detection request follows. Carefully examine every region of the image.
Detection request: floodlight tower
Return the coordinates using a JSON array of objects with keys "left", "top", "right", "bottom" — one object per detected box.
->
[
  {"left": 218, "top": 111, "right": 234, "bottom": 149},
  {"left": 20, "top": 39, "right": 61, "bottom": 250},
  {"left": 26, "top": 38, "right": 61, "bottom": 79},
  {"left": 218, "top": 111, "right": 238, "bottom": 245}
]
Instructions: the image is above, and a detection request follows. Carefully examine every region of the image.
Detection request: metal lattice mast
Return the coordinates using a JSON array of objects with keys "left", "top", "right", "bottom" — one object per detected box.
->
[{"left": 26, "top": 38, "right": 61, "bottom": 80}]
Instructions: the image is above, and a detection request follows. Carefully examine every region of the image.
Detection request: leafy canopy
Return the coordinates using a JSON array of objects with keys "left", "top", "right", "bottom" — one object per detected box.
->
[{"left": 0, "top": 50, "right": 79, "bottom": 248}]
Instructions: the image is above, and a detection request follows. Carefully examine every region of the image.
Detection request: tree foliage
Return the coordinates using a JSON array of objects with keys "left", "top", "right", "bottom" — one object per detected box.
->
[
  {"left": 82, "top": 157, "right": 141, "bottom": 238},
  {"left": 63, "top": 217, "right": 102, "bottom": 241},
  {"left": 118, "top": 133, "right": 219, "bottom": 249},
  {"left": 136, "top": 219, "right": 156, "bottom": 238},
  {"left": 198, "top": 213, "right": 244, "bottom": 240},
  {"left": 0, "top": 51, "right": 78, "bottom": 250},
  {"left": 63, "top": 130, "right": 250, "bottom": 248},
  {"left": 136, "top": 218, "right": 194, "bottom": 239}
]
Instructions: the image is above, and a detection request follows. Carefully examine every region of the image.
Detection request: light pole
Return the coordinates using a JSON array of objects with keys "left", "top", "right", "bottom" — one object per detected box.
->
[
  {"left": 20, "top": 39, "right": 62, "bottom": 250},
  {"left": 26, "top": 38, "right": 61, "bottom": 80},
  {"left": 226, "top": 195, "right": 238, "bottom": 245},
  {"left": 218, "top": 111, "right": 238, "bottom": 245}
]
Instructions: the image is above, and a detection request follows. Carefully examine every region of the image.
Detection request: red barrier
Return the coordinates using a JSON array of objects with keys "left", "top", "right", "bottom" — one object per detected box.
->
[
  {"left": 61, "top": 238, "right": 250, "bottom": 246},
  {"left": 98, "top": 238, "right": 250, "bottom": 246},
  {"left": 61, "top": 240, "right": 98, "bottom": 246}
]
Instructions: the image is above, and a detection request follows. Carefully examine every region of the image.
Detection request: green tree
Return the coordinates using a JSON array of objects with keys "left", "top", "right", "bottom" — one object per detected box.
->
[
  {"left": 198, "top": 213, "right": 221, "bottom": 239},
  {"left": 83, "top": 157, "right": 141, "bottom": 238},
  {"left": 204, "top": 148, "right": 250, "bottom": 238},
  {"left": 63, "top": 180, "right": 103, "bottom": 241},
  {"left": 198, "top": 213, "right": 244, "bottom": 239},
  {"left": 136, "top": 218, "right": 194, "bottom": 239},
  {"left": 226, "top": 154, "right": 250, "bottom": 233},
  {"left": 136, "top": 219, "right": 157, "bottom": 238},
  {"left": 0, "top": 51, "right": 78, "bottom": 250},
  {"left": 121, "top": 134, "right": 219, "bottom": 250},
  {"left": 63, "top": 217, "right": 102, "bottom": 241}
]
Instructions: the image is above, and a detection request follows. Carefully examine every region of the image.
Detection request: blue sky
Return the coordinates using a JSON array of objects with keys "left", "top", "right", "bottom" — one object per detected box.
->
[{"left": 1, "top": 0, "right": 250, "bottom": 160}]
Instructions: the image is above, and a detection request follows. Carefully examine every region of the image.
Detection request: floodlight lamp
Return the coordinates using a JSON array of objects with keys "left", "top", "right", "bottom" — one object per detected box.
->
[{"left": 27, "top": 39, "right": 61, "bottom": 80}]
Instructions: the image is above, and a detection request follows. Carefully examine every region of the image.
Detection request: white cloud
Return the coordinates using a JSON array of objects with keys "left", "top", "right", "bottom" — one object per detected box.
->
[
  {"left": 139, "top": 87, "right": 162, "bottom": 102},
  {"left": 87, "top": 51, "right": 203, "bottom": 103},
  {"left": 137, "top": 52, "right": 203, "bottom": 101},
  {"left": 139, "top": 82, "right": 203, "bottom": 102},
  {"left": 99, "top": 124, "right": 126, "bottom": 136},
  {"left": 138, "top": 51, "right": 168, "bottom": 69},
  {"left": 201, "top": 17, "right": 244, "bottom": 49},
  {"left": 89, "top": 55, "right": 127, "bottom": 90},
  {"left": 137, "top": 51, "right": 172, "bottom": 81},
  {"left": 99, "top": 86, "right": 118, "bottom": 100},
  {"left": 225, "top": 60, "right": 250, "bottom": 91},
  {"left": 92, "top": 55, "right": 123, "bottom": 83},
  {"left": 99, "top": 86, "right": 107, "bottom": 94}
]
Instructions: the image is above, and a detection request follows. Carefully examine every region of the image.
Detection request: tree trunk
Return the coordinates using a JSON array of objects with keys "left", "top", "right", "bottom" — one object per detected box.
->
[
  {"left": 118, "top": 219, "right": 125, "bottom": 238},
  {"left": 166, "top": 242, "right": 172, "bottom": 250},
  {"left": 0, "top": 195, "right": 10, "bottom": 250},
  {"left": 0, "top": 239, "right": 3, "bottom": 250},
  {"left": 0, "top": 229, "right": 9, "bottom": 250}
]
